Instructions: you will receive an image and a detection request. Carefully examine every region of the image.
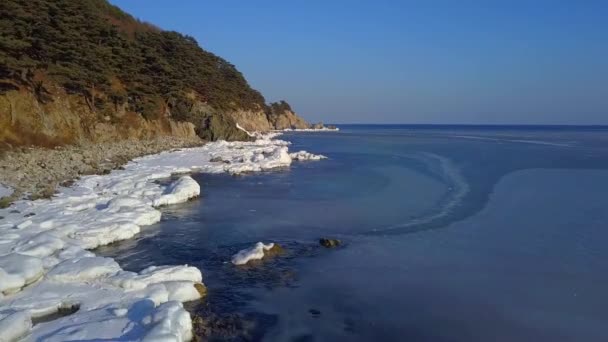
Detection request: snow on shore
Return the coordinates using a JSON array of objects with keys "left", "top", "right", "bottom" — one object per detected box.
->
[
  {"left": 0, "top": 132, "right": 325, "bottom": 341},
  {"left": 280, "top": 127, "right": 339, "bottom": 132},
  {"left": 0, "top": 184, "right": 12, "bottom": 198}
]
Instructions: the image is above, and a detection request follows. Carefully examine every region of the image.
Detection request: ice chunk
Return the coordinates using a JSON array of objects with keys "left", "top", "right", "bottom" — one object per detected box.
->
[
  {"left": 13, "top": 232, "right": 65, "bottom": 258},
  {"left": 46, "top": 257, "right": 121, "bottom": 282},
  {"left": 289, "top": 150, "right": 327, "bottom": 161},
  {"left": 231, "top": 242, "right": 275, "bottom": 265},
  {"left": 108, "top": 265, "right": 202, "bottom": 291},
  {"left": 0, "top": 253, "right": 43, "bottom": 294},
  {"left": 153, "top": 176, "right": 200, "bottom": 207},
  {"left": 143, "top": 301, "right": 193, "bottom": 342},
  {"left": 0, "top": 311, "right": 31, "bottom": 341}
]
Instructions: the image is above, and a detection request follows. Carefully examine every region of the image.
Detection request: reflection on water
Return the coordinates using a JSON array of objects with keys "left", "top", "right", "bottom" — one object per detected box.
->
[{"left": 98, "top": 126, "right": 608, "bottom": 341}]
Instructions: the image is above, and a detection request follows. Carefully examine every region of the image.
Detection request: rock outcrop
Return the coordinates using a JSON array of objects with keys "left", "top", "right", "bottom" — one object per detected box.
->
[
  {"left": 0, "top": 89, "right": 197, "bottom": 148},
  {"left": 319, "top": 238, "right": 341, "bottom": 248},
  {"left": 266, "top": 101, "right": 311, "bottom": 130},
  {"left": 269, "top": 109, "right": 310, "bottom": 130}
]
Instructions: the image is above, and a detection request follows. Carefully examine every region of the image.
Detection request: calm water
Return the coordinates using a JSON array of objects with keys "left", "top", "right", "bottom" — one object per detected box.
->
[{"left": 97, "top": 125, "right": 608, "bottom": 341}]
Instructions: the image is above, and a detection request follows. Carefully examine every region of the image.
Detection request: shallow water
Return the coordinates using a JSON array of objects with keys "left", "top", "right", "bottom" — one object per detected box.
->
[{"left": 97, "top": 125, "right": 608, "bottom": 341}]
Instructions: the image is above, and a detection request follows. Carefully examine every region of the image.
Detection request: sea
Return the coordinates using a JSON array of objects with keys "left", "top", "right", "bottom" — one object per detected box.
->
[{"left": 97, "top": 125, "right": 608, "bottom": 341}]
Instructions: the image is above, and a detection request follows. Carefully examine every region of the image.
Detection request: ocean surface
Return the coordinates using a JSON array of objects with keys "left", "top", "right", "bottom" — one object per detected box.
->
[{"left": 97, "top": 125, "right": 608, "bottom": 341}]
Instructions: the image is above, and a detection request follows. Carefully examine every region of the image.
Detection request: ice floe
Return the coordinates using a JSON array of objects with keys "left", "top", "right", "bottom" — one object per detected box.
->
[
  {"left": 0, "top": 130, "right": 325, "bottom": 341},
  {"left": 231, "top": 242, "right": 276, "bottom": 265},
  {"left": 289, "top": 150, "right": 327, "bottom": 161}
]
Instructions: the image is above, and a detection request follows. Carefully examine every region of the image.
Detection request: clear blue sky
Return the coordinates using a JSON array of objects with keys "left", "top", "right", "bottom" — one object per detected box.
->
[{"left": 110, "top": 0, "right": 607, "bottom": 124}]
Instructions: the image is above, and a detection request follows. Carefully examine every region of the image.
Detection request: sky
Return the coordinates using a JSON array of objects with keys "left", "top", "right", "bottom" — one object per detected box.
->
[{"left": 110, "top": 0, "right": 608, "bottom": 125}]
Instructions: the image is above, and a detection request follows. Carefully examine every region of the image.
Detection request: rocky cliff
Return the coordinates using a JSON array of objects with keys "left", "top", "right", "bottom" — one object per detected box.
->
[
  {"left": 0, "top": 89, "right": 197, "bottom": 147},
  {"left": 0, "top": 0, "right": 313, "bottom": 148},
  {"left": 266, "top": 101, "right": 310, "bottom": 130}
]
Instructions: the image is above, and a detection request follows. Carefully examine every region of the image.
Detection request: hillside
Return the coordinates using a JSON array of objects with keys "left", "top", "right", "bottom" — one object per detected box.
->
[{"left": 0, "top": 0, "right": 311, "bottom": 147}]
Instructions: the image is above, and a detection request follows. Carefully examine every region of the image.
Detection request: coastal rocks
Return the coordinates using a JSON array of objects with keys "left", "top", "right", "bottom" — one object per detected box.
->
[
  {"left": 196, "top": 111, "right": 252, "bottom": 142},
  {"left": 226, "top": 109, "right": 273, "bottom": 133},
  {"left": 209, "top": 156, "right": 229, "bottom": 163},
  {"left": 231, "top": 242, "right": 285, "bottom": 265},
  {"left": 194, "top": 283, "right": 207, "bottom": 297},
  {"left": 191, "top": 313, "right": 254, "bottom": 341},
  {"left": 311, "top": 122, "right": 325, "bottom": 129},
  {"left": 269, "top": 109, "right": 310, "bottom": 130},
  {"left": 264, "top": 243, "right": 285, "bottom": 257},
  {"left": 319, "top": 238, "right": 341, "bottom": 248}
]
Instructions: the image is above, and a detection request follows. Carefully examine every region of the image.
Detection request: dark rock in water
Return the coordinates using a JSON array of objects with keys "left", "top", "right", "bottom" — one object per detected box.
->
[
  {"left": 311, "top": 122, "right": 325, "bottom": 129},
  {"left": 264, "top": 243, "right": 285, "bottom": 258},
  {"left": 194, "top": 283, "right": 207, "bottom": 297},
  {"left": 319, "top": 238, "right": 341, "bottom": 248},
  {"left": 191, "top": 313, "right": 256, "bottom": 340},
  {"left": 309, "top": 309, "right": 321, "bottom": 317}
]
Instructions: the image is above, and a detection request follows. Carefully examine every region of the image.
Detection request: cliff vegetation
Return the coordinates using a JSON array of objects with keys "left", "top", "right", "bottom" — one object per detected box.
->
[{"left": 0, "top": 0, "right": 311, "bottom": 147}]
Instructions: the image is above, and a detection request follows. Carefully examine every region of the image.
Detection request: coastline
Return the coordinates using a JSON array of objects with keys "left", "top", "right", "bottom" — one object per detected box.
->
[
  {"left": 0, "top": 136, "right": 203, "bottom": 204},
  {"left": 0, "top": 130, "right": 326, "bottom": 341},
  {"left": 276, "top": 127, "right": 340, "bottom": 132}
]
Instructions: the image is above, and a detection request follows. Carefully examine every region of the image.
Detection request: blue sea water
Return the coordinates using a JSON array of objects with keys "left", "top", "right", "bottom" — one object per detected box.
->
[{"left": 97, "top": 125, "right": 608, "bottom": 341}]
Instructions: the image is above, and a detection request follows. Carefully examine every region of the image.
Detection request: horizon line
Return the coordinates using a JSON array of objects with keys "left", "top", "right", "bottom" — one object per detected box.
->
[{"left": 328, "top": 123, "right": 608, "bottom": 127}]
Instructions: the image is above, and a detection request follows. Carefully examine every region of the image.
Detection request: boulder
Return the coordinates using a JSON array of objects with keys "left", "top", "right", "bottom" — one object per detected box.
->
[{"left": 319, "top": 238, "right": 341, "bottom": 248}]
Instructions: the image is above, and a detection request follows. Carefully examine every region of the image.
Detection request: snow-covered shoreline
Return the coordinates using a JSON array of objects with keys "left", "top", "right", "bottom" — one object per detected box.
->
[
  {"left": 0, "top": 131, "right": 325, "bottom": 341},
  {"left": 0, "top": 184, "right": 12, "bottom": 199},
  {"left": 278, "top": 127, "right": 340, "bottom": 132}
]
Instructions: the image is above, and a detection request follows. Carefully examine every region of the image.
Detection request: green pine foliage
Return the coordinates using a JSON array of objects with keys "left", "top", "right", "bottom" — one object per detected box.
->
[
  {"left": 0, "top": 0, "right": 267, "bottom": 122},
  {"left": 268, "top": 100, "right": 293, "bottom": 117}
]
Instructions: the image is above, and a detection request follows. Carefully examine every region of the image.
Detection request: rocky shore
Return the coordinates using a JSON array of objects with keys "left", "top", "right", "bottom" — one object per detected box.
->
[
  {"left": 0, "top": 130, "right": 327, "bottom": 340},
  {"left": 0, "top": 136, "right": 203, "bottom": 203}
]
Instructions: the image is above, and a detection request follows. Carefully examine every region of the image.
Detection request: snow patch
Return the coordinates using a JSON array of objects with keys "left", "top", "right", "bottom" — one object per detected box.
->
[
  {"left": 0, "top": 132, "right": 325, "bottom": 341},
  {"left": 280, "top": 127, "right": 340, "bottom": 132},
  {"left": 0, "top": 184, "right": 13, "bottom": 198},
  {"left": 231, "top": 242, "right": 275, "bottom": 265}
]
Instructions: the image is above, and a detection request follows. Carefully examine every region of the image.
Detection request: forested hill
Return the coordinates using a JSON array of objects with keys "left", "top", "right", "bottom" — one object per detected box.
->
[{"left": 0, "top": 0, "right": 311, "bottom": 147}]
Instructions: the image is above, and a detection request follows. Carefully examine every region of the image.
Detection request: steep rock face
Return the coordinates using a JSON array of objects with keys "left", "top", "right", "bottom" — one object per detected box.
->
[
  {"left": 226, "top": 109, "right": 273, "bottom": 132},
  {"left": 269, "top": 109, "right": 310, "bottom": 130},
  {"left": 0, "top": 90, "right": 196, "bottom": 147},
  {"left": 266, "top": 101, "right": 310, "bottom": 130}
]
